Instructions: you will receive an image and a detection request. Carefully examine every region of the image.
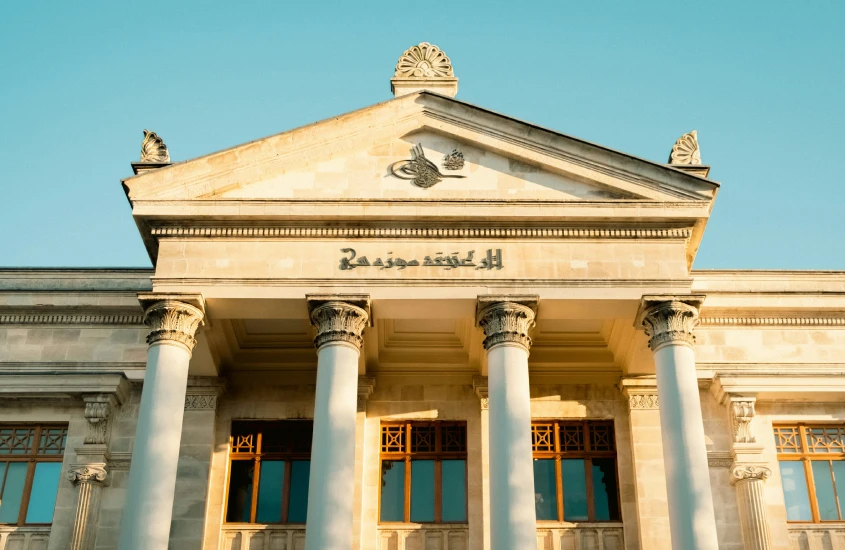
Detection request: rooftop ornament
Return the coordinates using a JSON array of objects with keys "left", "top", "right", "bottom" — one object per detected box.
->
[
  {"left": 140, "top": 129, "right": 170, "bottom": 163},
  {"left": 391, "top": 42, "right": 458, "bottom": 98},
  {"left": 668, "top": 130, "right": 701, "bottom": 165}
]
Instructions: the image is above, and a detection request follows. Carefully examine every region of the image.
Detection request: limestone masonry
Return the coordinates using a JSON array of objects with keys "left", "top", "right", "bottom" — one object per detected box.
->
[{"left": 1, "top": 42, "right": 843, "bottom": 550}]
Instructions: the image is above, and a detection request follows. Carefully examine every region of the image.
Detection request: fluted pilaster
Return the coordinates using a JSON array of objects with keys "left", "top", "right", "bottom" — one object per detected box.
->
[
  {"left": 68, "top": 465, "right": 109, "bottom": 550},
  {"left": 731, "top": 466, "right": 773, "bottom": 550}
]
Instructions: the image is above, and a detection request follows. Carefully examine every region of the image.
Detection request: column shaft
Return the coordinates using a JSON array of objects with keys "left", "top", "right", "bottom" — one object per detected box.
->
[
  {"left": 734, "top": 477, "right": 773, "bottom": 550},
  {"left": 487, "top": 343, "right": 536, "bottom": 550}
]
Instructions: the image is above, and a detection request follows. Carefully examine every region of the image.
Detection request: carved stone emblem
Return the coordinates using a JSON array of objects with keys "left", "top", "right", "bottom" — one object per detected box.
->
[
  {"left": 669, "top": 130, "right": 701, "bottom": 165},
  {"left": 390, "top": 144, "right": 466, "bottom": 189},
  {"left": 394, "top": 42, "right": 454, "bottom": 78},
  {"left": 140, "top": 129, "right": 170, "bottom": 163},
  {"left": 443, "top": 149, "right": 465, "bottom": 171}
]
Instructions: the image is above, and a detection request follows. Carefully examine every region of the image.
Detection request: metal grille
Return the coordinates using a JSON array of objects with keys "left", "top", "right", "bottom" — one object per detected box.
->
[
  {"left": 38, "top": 428, "right": 67, "bottom": 455},
  {"left": 0, "top": 428, "right": 35, "bottom": 455}
]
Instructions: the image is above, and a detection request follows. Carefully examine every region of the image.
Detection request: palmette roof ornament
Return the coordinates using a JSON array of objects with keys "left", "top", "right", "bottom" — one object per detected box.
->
[
  {"left": 140, "top": 129, "right": 170, "bottom": 163},
  {"left": 394, "top": 42, "right": 454, "bottom": 78},
  {"left": 668, "top": 130, "right": 701, "bottom": 165}
]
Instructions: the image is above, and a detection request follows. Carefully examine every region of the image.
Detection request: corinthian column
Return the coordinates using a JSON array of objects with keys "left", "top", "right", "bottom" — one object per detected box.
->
[
  {"left": 636, "top": 295, "right": 718, "bottom": 550},
  {"left": 68, "top": 465, "right": 109, "bottom": 550},
  {"left": 305, "top": 295, "right": 370, "bottom": 550},
  {"left": 476, "top": 295, "right": 538, "bottom": 550},
  {"left": 118, "top": 294, "right": 204, "bottom": 550},
  {"left": 731, "top": 466, "right": 773, "bottom": 550}
]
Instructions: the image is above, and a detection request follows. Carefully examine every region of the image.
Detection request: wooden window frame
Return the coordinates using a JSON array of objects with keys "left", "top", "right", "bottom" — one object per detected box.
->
[
  {"left": 223, "top": 420, "right": 313, "bottom": 525},
  {"left": 378, "top": 421, "right": 468, "bottom": 524},
  {"left": 531, "top": 420, "right": 620, "bottom": 523},
  {"left": 775, "top": 422, "right": 845, "bottom": 524},
  {"left": 0, "top": 424, "right": 67, "bottom": 527}
]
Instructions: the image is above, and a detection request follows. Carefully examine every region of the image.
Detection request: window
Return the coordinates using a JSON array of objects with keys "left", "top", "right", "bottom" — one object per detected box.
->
[
  {"left": 379, "top": 421, "right": 467, "bottom": 523},
  {"left": 0, "top": 425, "right": 67, "bottom": 525},
  {"left": 775, "top": 424, "right": 845, "bottom": 522},
  {"left": 225, "top": 421, "right": 312, "bottom": 524},
  {"left": 532, "top": 420, "right": 620, "bottom": 522}
]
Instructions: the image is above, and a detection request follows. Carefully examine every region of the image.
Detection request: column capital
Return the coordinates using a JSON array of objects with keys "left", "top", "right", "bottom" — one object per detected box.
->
[
  {"left": 307, "top": 294, "right": 370, "bottom": 351},
  {"left": 730, "top": 465, "right": 771, "bottom": 485},
  {"left": 475, "top": 295, "right": 538, "bottom": 352},
  {"left": 635, "top": 294, "right": 705, "bottom": 351},
  {"left": 138, "top": 293, "right": 205, "bottom": 351},
  {"left": 68, "top": 464, "right": 110, "bottom": 486}
]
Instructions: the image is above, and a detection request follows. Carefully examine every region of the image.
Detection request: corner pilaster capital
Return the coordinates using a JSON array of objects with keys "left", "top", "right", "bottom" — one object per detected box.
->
[
  {"left": 357, "top": 376, "right": 375, "bottom": 412},
  {"left": 82, "top": 394, "right": 118, "bottom": 445},
  {"left": 635, "top": 295, "right": 705, "bottom": 351},
  {"left": 619, "top": 377, "right": 660, "bottom": 410},
  {"left": 185, "top": 377, "right": 227, "bottom": 411},
  {"left": 473, "top": 376, "right": 489, "bottom": 410},
  {"left": 307, "top": 294, "right": 370, "bottom": 351},
  {"left": 68, "top": 464, "right": 110, "bottom": 486},
  {"left": 138, "top": 293, "right": 205, "bottom": 352},
  {"left": 730, "top": 464, "right": 771, "bottom": 485},
  {"left": 475, "top": 295, "right": 538, "bottom": 353},
  {"left": 728, "top": 397, "right": 757, "bottom": 444}
]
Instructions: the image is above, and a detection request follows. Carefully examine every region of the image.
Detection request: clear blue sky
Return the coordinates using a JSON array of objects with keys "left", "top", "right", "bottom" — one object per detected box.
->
[{"left": 1, "top": 2, "right": 842, "bottom": 269}]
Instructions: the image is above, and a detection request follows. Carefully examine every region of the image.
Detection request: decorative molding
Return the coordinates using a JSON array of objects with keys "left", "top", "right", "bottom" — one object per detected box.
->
[
  {"left": 730, "top": 398, "right": 757, "bottom": 444},
  {"left": 476, "top": 296, "right": 538, "bottom": 352},
  {"left": 628, "top": 393, "right": 659, "bottom": 410},
  {"left": 394, "top": 42, "right": 453, "bottom": 78},
  {"left": 636, "top": 295, "right": 705, "bottom": 351},
  {"left": 184, "top": 394, "right": 217, "bottom": 410},
  {"left": 139, "top": 295, "right": 205, "bottom": 350},
  {"left": 150, "top": 226, "right": 692, "bottom": 240},
  {"left": 0, "top": 310, "right": 144, "bottom": 326},
  {"left": 107, "top": 452, "right": 132, "bottom": 470},
  {"left": 708, "top": 451, "right": 733, "bottom": 468},
  {"left": 140, "top": 129, "right": 170, "bottom": 163},
  {"left": 700, "top": 316, "right": 845, "bottom": 327},
  {"left": 473, "top": 376, "right": 488, "bottom": 410},
  {"left": 68, "top": 464, "right": 109, "bottom": 486},
  {"left": 669, "top": 130, "right": 701, "bottom": 165},
  {"left": 730, "top": 465, "right": 771, "bottom": 485},
  {"left": 357, "top": 376, "right": 375, "bottom": 413},
  {"left": 83, "top": 395, "right": 115, "bottom": 445},
  {"left": 307, "top": 296, "right": 370, "bottom": 351}
]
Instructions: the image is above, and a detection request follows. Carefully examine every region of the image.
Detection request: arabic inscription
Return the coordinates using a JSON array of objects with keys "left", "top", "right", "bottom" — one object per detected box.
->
[{"left": 339, "top": 248, "right": 502, "bottom": 271}]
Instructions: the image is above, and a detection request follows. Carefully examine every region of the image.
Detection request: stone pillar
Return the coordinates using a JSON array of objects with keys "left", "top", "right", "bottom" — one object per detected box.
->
[
  {"left": 304, "top": 295, "right": 370, "bottom": 550},
  {"left": 476, "top": 295, "right": 538, "bottom": 550},
  {"left": 731, "top": 466, "right": 773, "bottom": 550},
  {"left": 473, "top": 376, "right": 491, "bottom": 550},
  {"left": 68, "top": 465, "right": 109, "bottom": 550},
  {"left": 118, "top": 294, "right": 205, "bottom": 550},
  {"left": 352, "top": 376, "right": 375, "bottom": 550},
  {"left": 636, "top": 295, "right": 719, "bottom": 550}
]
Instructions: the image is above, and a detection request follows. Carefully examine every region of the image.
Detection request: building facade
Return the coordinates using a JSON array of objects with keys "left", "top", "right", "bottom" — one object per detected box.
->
[{"left": 1, "top": 43, "right": 843, "bottom": 550}]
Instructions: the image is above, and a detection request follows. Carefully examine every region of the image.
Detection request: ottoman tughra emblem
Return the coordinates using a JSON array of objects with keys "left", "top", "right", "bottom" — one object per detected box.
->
[{"left": 390, "top": 144, "right": 466, "bottom": 189}]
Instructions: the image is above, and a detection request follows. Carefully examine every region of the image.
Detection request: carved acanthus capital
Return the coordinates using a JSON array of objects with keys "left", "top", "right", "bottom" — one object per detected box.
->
[
  {"left": 307, "top": 295, "right": 370, "bottom": 351},
  {"left": 636, "top": 295, "right": 705, "bottom": 351},
  {"left": 68, "top": 464, "right": 109, "bottom": 486},
  {"left": 83, "top": 394, "right": 116, "bottom": 445},
  {"left": 730, "top": 398, "right": 757, "bottom": 444},
  {"left": 476, "top": 296, "right": 538, "bottom": 352},
  {"left": 730, "top": 465, "right": 771, "bottom": 485},
  {"left": 139, "top": 294, "right": 205, "bottom": 351}
]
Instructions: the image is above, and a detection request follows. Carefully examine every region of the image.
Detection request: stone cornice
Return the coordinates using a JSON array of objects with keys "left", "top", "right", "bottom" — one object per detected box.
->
[
  {"left": 307, "top": 295, "right": 370, "bottom": 351},
  {"left": 0, "top": 372, "right": 130, "bottom": 402},
  {"left": 150, "top": 225, "right": 692, "bottom": 240},
  {"left": 635, "top": 295, "right": 705, "bottom": 351},
  {"left": 476, "top": 295, "right": 538, "bottom": 352},
  {"left": 711, "top": 373, "right": 845, "bottom": 404},
  {"left": 138, "top": 293, "right": 205, "bottom": 351}
]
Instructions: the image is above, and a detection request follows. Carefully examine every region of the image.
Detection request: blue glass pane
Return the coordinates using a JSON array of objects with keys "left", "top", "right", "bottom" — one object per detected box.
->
[
  {"left": 812, "top": 461, "right": 839, "bottom": 520},
  {"left": 833, "top": 461, "right": 845, "bottom": 522},
  {"left": 226, "top": 460, "right": 254, "bottom": 522},
  {"left": 287, "top": 461, "right": 310, "bottom": 523},
  {"left": 779, "top": 461, "right": 812, "bottom": 521},
  {"left": 592, "top": 458, "right": 620, "bottom": 521},
  {"left": 533, "top": 459, "right": 558, "bottom": 520},
  {"left": 380, "top": 460, "right": 405, "bottom": 522},
  {"left": 0, "top": 462, "right": 27, "bottom": 523},
  {"left": 256, "top": 460, "right": 283, "bottom": 523},
  {"left": 25, "top": 462, "right": 61, "bottom": 523},
  {"left": 441, "top": 460, "right": 466, "bottom": 522},
  {"left": 410, "top": 460, "right": 434, "bottom": 522},
  {"left": 561, "top": 459, "right": 588, "bottom": 521}
]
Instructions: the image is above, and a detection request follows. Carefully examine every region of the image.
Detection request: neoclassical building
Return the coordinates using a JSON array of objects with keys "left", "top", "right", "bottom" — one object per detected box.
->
[{"left": 0, "top": 42, "right": 843, "bottom": 550}]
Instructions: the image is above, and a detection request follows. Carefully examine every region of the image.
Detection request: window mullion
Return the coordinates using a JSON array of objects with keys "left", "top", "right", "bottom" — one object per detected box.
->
[
  {"left": 250, "top": 456, "right": 262, "bottom": 523},
  {"left": 404, "top": 456, "right": 412, "bottom": 523},
  {"left": 435, "top": 459, "right": 442, "bottom": 523},
  {"left": 585, "top": 458, "right": 596, "bottom": 522},
  {"left": 16, "top": 460, "right": 36, "bottom": 526},
  {"left": 281, "top": 460, "right": 292, "bottom": 523}
]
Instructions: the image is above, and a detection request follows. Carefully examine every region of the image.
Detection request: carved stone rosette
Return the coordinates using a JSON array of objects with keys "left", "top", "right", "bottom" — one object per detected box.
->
[
  {"left": 476, "top": 299, "right": 537, "bottom": 352},
  {"left": 309, "top": 301, "right": 369, "bottom": 351},
  {"left": 636, "top": 296, "right": 705, "bottom": 351},
  {"left": 731, "top": 399, "right": 757, "bottom": 444},
  {"left": 142, "top": 300, "right": 205, "bottom": 351}
]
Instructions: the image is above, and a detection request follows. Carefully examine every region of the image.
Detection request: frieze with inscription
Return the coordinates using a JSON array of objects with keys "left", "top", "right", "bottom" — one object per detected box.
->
[{"left": 339, "top": 248, "right": 502, "bottom": 271}]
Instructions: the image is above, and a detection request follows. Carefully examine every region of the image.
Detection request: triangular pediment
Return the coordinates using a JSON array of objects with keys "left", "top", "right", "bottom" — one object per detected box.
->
[{"left": 123, "top": 92, "right": 718, "bottom": 205}]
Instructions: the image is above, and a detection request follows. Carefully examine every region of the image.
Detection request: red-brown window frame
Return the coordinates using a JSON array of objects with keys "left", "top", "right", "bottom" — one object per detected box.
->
[
  {"left": 0, "top": 424, "right": 67, "bottom": 526},
  {"left": 223, "top": 420, "right": 313, "bottom": 525},
  {"left": 379, "top": 421, "right": 468, "bottom": 524},
  {"left": 531, "top": 420, "right": 620, "bottom": 523},
  {"left": 775, "top": 423, "right": 845, "bottom": 523}
]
